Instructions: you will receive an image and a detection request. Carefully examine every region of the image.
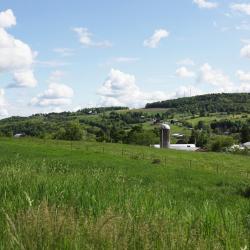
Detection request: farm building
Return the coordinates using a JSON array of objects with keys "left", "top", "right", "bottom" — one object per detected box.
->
[
  {"left": 243, "top": 142, "right": 250, "bottom": 149},
  {"left": 14, "top": 133, "right": 25, "bottom": 138},
  {"left": 154, "top": 123, "right": 199, "bottom": 151}
]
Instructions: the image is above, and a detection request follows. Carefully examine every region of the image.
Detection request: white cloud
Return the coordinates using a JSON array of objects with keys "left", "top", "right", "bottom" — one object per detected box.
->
[
  {"left": 53, "top": 48, "right": 74, "bottom": 57},
  {"left": 176, "top": 67, "right": 195, "bottom": 78},
  {"left": 73, "top": 27, "right": 112, "bottom": 48},
  {"left": 231, "top": 3, "right": 250, "bottom": 15},
  {"left": 143, "top": 29, "right": 169, "bottom": 48},
  {"left": 31, "top": 83, "right": 74, "bottom": 107},
  {"left": 31, "top": 71, "right": 74, "bottom": 107},
  {"left": 0, "top": 9, "right": 16, "bottom": 28},
  {"left": 236, "top": 70, "right": 250, "bottom": 82},
  {"left": 241, "top": 44, "right": 250, "bottom": 58},
  {"left": 98, "top": 69, "right": 169, "bottom": 107},
  {"left": 236, "top": 82, "right": 250, "bottom": 92},
  {"left": 0, "top": 9, "right": 37, "bottom": 88},
  {"left": 9, "top": 70, "right": 37, "bottom": 88},
  {"left": 193, "top": 0, "right": 218, "bottom": 9},
  {"left": 0, "top": 89, "right": 8, "bottom": 117},
  {"left": 198, "top": 63, "right": 233, "bottom": 91},
  {"left": 177, "top": 58, "right": 195, "bottom": 66}
]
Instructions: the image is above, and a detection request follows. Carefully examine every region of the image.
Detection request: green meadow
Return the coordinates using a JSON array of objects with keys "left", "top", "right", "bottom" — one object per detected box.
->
[{"left": 0, "top": 137, "right": 249, "bottom": 249}]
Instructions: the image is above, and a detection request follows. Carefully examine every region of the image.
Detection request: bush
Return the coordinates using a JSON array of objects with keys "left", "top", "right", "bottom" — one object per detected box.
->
[
  {"left": 209, "top": 136, "right": 234, "bottom": 152},
  {"left": 53, "top": 122, "right": 83, "bottom": 141}
]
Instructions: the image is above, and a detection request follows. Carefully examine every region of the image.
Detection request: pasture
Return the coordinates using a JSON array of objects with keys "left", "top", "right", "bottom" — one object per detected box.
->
[{"left": 0, "top": 137, "right": 249, "bottom": 249}]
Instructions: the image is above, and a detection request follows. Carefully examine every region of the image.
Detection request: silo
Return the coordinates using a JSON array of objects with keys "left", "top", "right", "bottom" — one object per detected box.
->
[{"left": 160, "top": 124, "right": 171, "bottom": 149}]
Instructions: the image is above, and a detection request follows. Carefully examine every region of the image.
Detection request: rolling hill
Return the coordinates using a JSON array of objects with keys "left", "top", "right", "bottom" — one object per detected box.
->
[{"left": 145, "top": 93, "right": 250, "bottom": 114}]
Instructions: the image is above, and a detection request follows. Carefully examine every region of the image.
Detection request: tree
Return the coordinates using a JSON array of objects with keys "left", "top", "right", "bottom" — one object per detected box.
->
[
  {"left": 209, "top": 136, "right": 234, "bottom": 152},
  {"left": 64, "top": 121, "right": 83, "bottom": 141},
  {"left": 189, "top": 129, "right": 209, "bottom": 147},
  {"left": 53, "top": 128, "right": 66, "bottom": 140},
  {"left": 53, "top": 122, "right": 83, "bottom": 141},
  {"left": 240, "top": 124, "right": 250, "bottom": 143}
]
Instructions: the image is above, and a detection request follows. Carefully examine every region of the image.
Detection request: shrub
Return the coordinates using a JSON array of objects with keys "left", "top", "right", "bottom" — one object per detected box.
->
[{"left": 209, "top": 136, "right": 234, "bottom": 152}]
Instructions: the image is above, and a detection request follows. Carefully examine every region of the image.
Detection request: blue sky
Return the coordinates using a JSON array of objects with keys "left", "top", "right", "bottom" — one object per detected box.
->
[{"left": 0, "top": 0, "right": 250, "bottom": 117}]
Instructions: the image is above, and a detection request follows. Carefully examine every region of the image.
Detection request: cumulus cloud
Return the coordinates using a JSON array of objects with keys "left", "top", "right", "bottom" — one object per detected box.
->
[
  {"left": 31, "top": 83, "right": 74, "bottom": 107},
  {"left": 9, "top": 70, "right": 37, "bottom": 88},
  {"left": 0, "top": 9, "right": 37, "bottom": 88},
  {"left": 0, "top": 9, "right": 16, "bottom": 28},
  {"left": 231, "top": 3, "right": 250, "bottom": 15},
  {"left": 143, "top": 29, "right": 169, "bottom": 48},
  {"left": 0, "top": 89, "right": 8, "bottom": 117},
  {"left": 237, "top": 82, "right": 250, "bottom": 92},
  {"left": 241, "top": 44, "right": 250, "bottom": 58},
  {"left": 193, "top": 0, "right": 218, "bottom": 9},
  {"left": 198, "top": 63, "right": 233, "bottom": 91},
  {"left": 73, "top": 27, "right": 112, "bottom": 48},
  {"left": 176, "top": 67, "right": 195, "bottom": 78},
  {"left": 97, "top": 69, "right": 168, "bottom": 107},
  {"left": 31, "top": 71, "right": 74, "bottom": 107},
  {"left": 236, "top": 70, "right": 250, "bottom": 82}
]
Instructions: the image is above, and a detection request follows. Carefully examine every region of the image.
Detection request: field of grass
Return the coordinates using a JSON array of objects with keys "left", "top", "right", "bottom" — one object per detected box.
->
[
  {"left": 0, "top": 137, "right": 249, "bottom": 249},
  {"left": 186, "top": 113, "right": 249, "bottom": 127}
]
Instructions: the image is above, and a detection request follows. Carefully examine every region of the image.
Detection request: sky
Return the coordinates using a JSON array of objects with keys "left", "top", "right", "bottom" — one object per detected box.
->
[{"left": 0, "top": 0, "right": 250, "bottom": 117}]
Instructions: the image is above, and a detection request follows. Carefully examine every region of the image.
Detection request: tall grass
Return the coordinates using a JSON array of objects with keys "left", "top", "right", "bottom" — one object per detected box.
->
[{"left": 0, "top": 138, "right": 249, "bottom": 249}]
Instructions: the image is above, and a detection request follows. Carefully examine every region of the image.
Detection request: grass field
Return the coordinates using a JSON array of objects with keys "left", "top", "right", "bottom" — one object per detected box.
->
[{"left": 0, "top": 137, "right": 249, "bottom": 249}]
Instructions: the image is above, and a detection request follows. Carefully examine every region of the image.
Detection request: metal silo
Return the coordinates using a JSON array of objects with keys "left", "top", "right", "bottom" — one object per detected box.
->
[{"left": 160, "top": 124, "right": 171, "bottom": 149}]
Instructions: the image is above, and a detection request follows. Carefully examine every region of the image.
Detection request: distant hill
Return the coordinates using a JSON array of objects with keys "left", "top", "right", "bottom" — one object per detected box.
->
[{"left": 145, "top": 93, "right": 250, "bottom": 114}]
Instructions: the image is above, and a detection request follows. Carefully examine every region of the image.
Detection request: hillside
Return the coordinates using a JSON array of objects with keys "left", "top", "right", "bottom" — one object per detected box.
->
[
  {"left": 1, "top": 93, "right": 250, "bottom": 150},
  {"left": 145, "top": 93, "right": 250, "bottom": 114},
  {"left": 0, "top": 137, "right": 249, "bottom": 249}
]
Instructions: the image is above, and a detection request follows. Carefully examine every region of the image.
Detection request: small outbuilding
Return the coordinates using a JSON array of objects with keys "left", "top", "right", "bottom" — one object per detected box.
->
[
  {"left": 14, "top": 133, "right": 25, "bottom": 138},
  {"left": 243, "top": 142, "right": 250, "bottom": 149}
]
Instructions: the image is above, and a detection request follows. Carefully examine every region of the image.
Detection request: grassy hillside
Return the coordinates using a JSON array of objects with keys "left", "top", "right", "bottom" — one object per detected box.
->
[
  {"left": 0, "top": 138, "right": 249, "bottom": 249},
  {"left": 145, "top": 93, "right": 250, "bottom": 114},
  {"left": 0, "top": 93, "right": 250, "bottom": 150}
]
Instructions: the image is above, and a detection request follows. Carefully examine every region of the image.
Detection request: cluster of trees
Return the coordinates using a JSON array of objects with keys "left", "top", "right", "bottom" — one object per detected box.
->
[
  {"left": 146, "top": 93, "right": 250, "bottom": 114},
  {"left": 0, "top": 102, "right": 250, "bottom": 152},
  {"left": 53, "top": 122, "right": 83, "bottom": 141}
]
